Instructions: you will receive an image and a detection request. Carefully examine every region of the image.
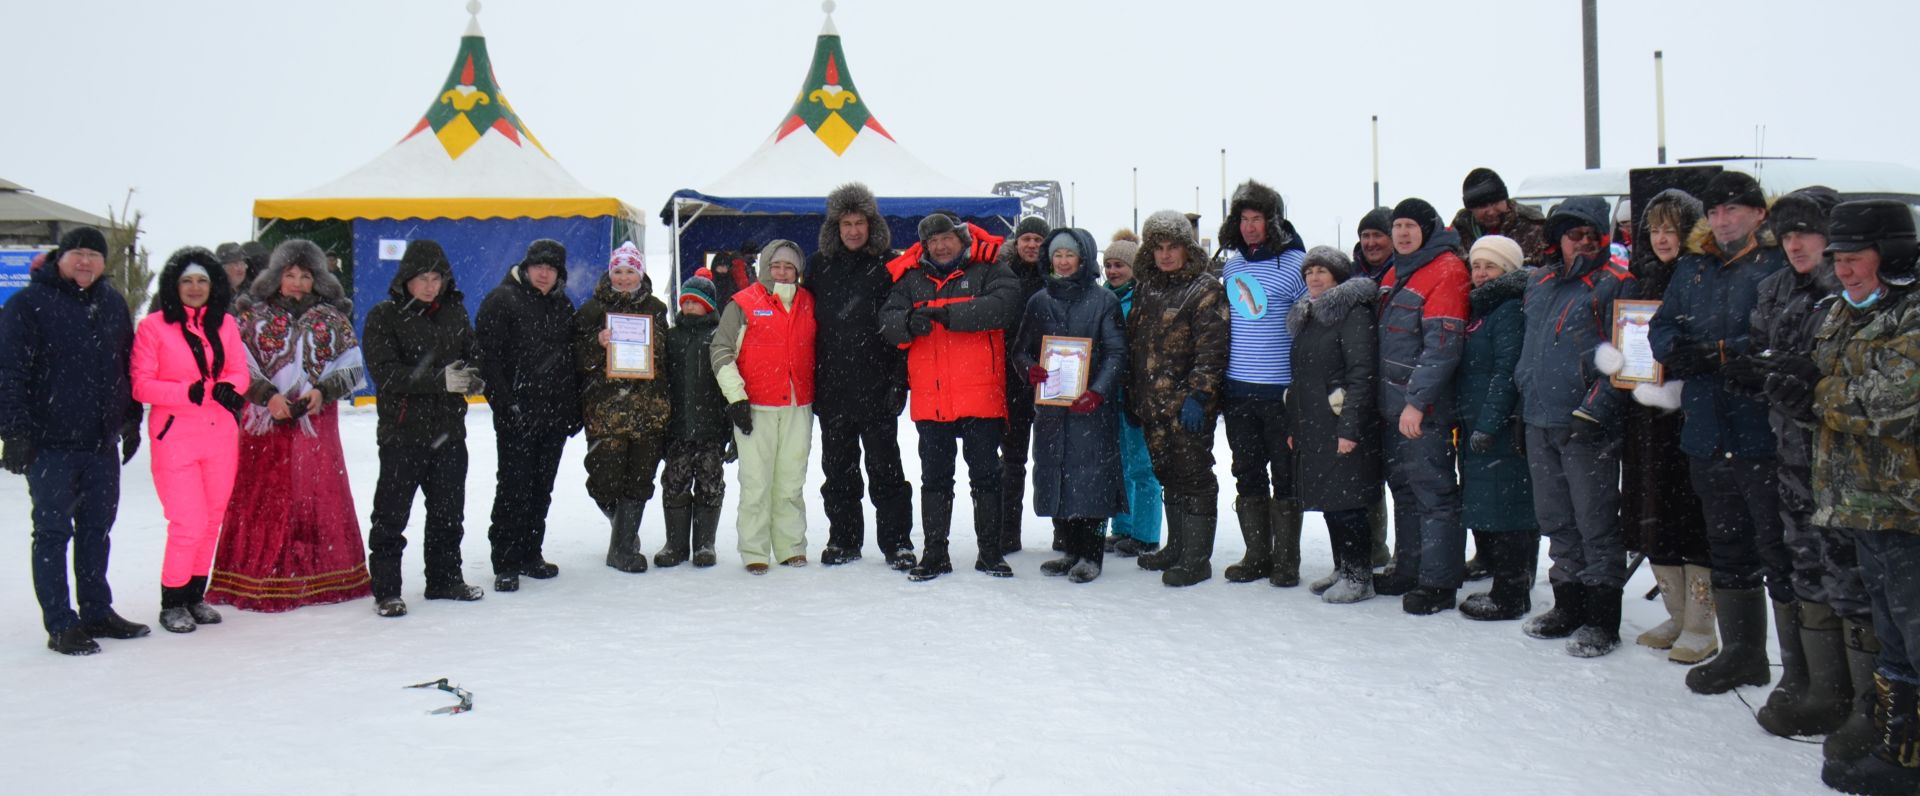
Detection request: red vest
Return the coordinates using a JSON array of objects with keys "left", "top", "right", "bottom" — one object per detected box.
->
[{"left": 734, "top": 283, "right": 817, "bottom": 407}]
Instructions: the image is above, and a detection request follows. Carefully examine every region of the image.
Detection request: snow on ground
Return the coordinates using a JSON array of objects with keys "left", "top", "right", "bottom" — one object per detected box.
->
[{"left": 1, "top": 407, "right": 1823, "bottom": 794}]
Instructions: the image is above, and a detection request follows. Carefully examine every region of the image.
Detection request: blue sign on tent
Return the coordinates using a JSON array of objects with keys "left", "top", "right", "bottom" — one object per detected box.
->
[{"left": 0, "top": 249, "right": 46, "bottom": 305}]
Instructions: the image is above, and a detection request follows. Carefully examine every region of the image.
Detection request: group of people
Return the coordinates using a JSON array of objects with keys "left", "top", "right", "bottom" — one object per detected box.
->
[{"left": 5, "top": 167, "right": 1918, "bottom": 794}]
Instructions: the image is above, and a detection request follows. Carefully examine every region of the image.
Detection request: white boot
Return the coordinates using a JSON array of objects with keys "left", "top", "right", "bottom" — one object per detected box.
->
[
  {"left": 1636, "top": 564, "right": 1686, "bottom": 649},
  {"left": 1669, "top": 564, "right": 1721, "bottom": 664}
]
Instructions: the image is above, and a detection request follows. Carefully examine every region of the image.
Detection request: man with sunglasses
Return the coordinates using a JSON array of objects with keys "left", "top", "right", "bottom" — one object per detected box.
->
[{"left": 1649, "top": 170, "right": 1791, "bottom": 695}]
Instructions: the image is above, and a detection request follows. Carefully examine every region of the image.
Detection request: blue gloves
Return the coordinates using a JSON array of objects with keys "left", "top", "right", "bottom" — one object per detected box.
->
[{"left": 1179, "top": 392, "right": 1209, "bottom": 434}]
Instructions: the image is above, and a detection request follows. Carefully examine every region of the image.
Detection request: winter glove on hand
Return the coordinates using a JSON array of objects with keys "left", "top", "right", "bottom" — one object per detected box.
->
[
  {"left": 1661, "top": 341, "right": 1723, "bottom": 379},
  {"left": 443, "top": 362, "right": 474, "bottom": 394},
  {"left": 722, "top": 438, "right": 739, "bottom": 464},
  {"left": 1179, "top": 392, "right": 1209, "bottom": 434},
  {"left": 1, "top": 437, "right": 33, "bottom": 475},
  {"left": 1763, "top": 372, "right": 1816, "bottom": 416},
  {"left": 212, "top": 383, "right": 246, "bottom": 417},
  {"left": 187, "top": 381, "right": 206, "bottom": 405},
  {"left": 1327, "top": 387, "right": 1346, "bottom": 417},
  {"left": 1068, "top": 390, "right": 1103, "bottom": 415},
  {"left": 1766, "top": 351, "right": 1822, "bottom": 388},
  {"left": 906, "top": 310, "right": 934, "bottom": 338},
  {"left": 1027, "top": 365, "right": 1050, "bottom": 386},
  {"left": 1567, "top": 412, "right": 1609, "bottom": 446},
  {"left": 726, "top": 400, "right": 754, "bottom": 435},
  {"left": 461, "top": 369, "right": 487, "bottom": 397},
  {"left": 886, "top": 382, "right": 909, "bottom": 417},
  {"left": 919, "top": 305, "right": 951, "bottom": 327},
  {"left": 1719, "top": 355, "right": 1772, "bottom": 394},
  {"left": 120, "top": 422, "right": 141, "bottom": 465},
  {"left": 1468, "top": 430, "right": 1496, "bottom": 454}
]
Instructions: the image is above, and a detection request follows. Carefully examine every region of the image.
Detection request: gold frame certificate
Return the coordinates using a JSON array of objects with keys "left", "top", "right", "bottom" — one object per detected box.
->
[
  {"left": 1034, "top": 335, "right": 1093, "bottom": 407},
  {"left": 605, "top": 313, "right": 655, "bottom": 380},
  {"left": 1610, "top": 299, "right": 1663, "bottom": 388}
]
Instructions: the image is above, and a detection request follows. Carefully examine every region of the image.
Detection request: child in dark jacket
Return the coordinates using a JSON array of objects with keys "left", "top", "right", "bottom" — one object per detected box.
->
[{"left": 658, "top": 276, "right": 731, "bottom": 567}]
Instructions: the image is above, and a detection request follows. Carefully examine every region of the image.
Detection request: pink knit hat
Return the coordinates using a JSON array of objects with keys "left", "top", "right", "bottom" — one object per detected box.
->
[{"left": 608, "top": 241, "right": 644, "bottom": 275}]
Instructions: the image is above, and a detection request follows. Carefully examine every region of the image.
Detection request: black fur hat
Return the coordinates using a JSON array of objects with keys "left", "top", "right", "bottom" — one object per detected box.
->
[
  {"left": 1461, "top": 168, "right": 1508, "bottom": 209},
  {"left": 155, "top": 245, "right": 234, "bottom": 325},
  {"left": 1770, "top": 186, "right": 1841, "bottom": 238}
]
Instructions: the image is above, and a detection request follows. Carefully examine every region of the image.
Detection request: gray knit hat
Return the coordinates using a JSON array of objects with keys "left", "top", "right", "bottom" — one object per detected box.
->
[{"left": 1302, "top": 245, "right": 1353, "bottom": 283}]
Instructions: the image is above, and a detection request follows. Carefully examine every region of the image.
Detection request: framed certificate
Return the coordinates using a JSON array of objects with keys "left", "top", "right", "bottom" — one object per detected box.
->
[
  {"left": 1034, "top": 335, "right": 1094, "bottom": 406},
  {"left": 605, "top": 313, "right": 655, "bottom": 380},
  {"left": 1610, "top": 299, "right": 1664, "bottom": 388}
]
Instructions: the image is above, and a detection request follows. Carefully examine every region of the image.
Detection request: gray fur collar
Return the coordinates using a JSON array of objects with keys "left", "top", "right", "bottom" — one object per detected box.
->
[{"left": 1287, "top": 276, "right": 1377, "bottom": 337}]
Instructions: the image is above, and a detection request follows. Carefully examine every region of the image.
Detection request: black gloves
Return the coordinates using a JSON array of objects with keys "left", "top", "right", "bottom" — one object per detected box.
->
[
  {"left": 1766, "top": 351, "right": 1822, "bottom": 387},
  {"left": 212, "top": 383, "right": 246, "bottom": 417},
  {"left": 1764, "top": 372, "right": 1817, "bottom": 416},
  {"left": 120, "top": 422, "right": 141, "bottom": 465},
  {"left": 919, "top": 305, "right": 951, "bottom": 327},
  {"left": 1468, "top": 430, "right": 1496, "bottom": 454},
  {"left": 886, "top": 383, "right": 908, "bottom": 417},
  {"left": 1, "top": 437, "right": 33, "bottom": 475},
  {"left": 727, "top": 400, "right": 754, "bottom": 435},
  {"left": 1662, "top": 340, "right": 1723, "bottom": 380},
  {"left": 1720, "top": 356, "right": 1771, "bottom": 394},
  {"left": 1567, "top": 413, "right": 1610, "bottom": 445},
  {"left": 187, "top": 381, "right": 206, "bottom": 405},
  {"left": 906, "top": 310, "right": 934, "bottom": 338}
]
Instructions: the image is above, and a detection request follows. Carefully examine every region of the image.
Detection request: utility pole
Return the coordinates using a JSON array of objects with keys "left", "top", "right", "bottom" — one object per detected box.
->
[
  {"left": 1131, "top": 167, "right": 1138, "bottom": 233},
  {"left": 1653, "top": 50, "right": 1667, "bottom": 164},
  {"left": 1070, "top": 181, "right": 1076, "bottom": 228},
  {"left": 1582, "top": 0, "right": 1601, "bottom": 168},
  {"left": 1370, "top": 115, "right": 1381, "bottom": 208},
  {"left": 1219, "top": 149, "right": 1228, "bottom": 222}
]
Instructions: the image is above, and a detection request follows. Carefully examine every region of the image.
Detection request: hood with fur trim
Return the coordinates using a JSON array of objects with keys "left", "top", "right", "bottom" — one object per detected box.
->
[
  {"left": 1686, "top": 216, "right": 1779, "bottom": 260},
  {"left": 151, "top": 245, "right": 235, "bottom": 324},
  {"left": 251, "top": 239, "right": 350, "bottom": 312},
  {"left": 1468, "top": 265, "right": 1530, "bottom": 318},
  {"left": 1135, "top": 210, "right": 1212, "bottom": 287},
  {"left": 819, "top": 182, "right": 891, "bottom": 258},
  {"left": 1217, "top": 179, "right": 1303, "bottom": 255}
]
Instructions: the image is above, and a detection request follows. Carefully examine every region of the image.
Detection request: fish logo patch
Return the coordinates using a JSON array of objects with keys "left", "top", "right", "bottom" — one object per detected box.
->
[{"left": 1226, "top": 273, "right": 1268, "bottom": 320}]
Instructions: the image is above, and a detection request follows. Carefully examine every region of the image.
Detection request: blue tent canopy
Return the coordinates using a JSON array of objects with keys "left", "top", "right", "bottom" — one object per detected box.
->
[{"left": 660, "top": 190, "right": 1019, "bottom": 281}]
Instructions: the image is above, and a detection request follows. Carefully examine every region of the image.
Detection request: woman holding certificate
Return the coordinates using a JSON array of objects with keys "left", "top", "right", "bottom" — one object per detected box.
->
[
  {"left": 575, "top": 242, "right": 670, "bottom": 573},
  {"left": 1012, "top": 228, "right": 1128, "bottom": 583},
  {"left": 711, "top": 240, "right": 817, "bottom": 574}
]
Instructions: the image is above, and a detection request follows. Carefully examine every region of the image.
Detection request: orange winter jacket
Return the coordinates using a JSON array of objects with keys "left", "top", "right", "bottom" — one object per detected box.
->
[{"left": 879, "top": 225, "right": 1020, "bottom": 422}]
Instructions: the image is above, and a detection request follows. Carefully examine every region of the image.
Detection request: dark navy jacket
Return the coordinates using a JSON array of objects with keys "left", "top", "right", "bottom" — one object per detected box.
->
[
  {"left": 1649, "top": 236, "right": 1787, "bottom": 458},
  {"left": 0, "top": 266, "right": 139, "bottom": 451}
]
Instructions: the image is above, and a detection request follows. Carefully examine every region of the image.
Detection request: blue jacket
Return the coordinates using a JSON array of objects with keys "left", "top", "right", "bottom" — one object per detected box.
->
[
  {"left": 1649, "top": 231, "right": 1787, "bottom": 458},
  {"left": 1518, "top": 249, "right": 1634, "bottom": 429},
  {"left": 0, "top": 265, "right": 139, "bottom": 451}
]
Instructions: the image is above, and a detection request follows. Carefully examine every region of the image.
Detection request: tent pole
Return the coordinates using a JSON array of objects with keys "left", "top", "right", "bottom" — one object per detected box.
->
[{"left": 671, "top": 198, "right": 682, "bottom": 300}]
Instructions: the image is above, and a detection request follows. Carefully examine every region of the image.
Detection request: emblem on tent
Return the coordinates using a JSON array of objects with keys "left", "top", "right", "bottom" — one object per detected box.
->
[{"left": 774, "top": 1, "right": 895, "bottom": 157}]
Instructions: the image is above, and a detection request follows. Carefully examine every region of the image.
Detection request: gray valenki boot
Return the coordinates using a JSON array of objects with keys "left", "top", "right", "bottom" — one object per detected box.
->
[
  {"left": 1223, "top": 496, "right": 1273, "bottom": 583},
  {"left": 1637, "top": 564, "right": 1687, "bottom": 649},
  {"left": 1162, "top": 497, "right": 1216, "bottom": 588},
  {"left": 1668, "top": 564, "right": 1719, "bottom": 664},
  {"left": 1138, "top": 496, "right": 1184, "bottom": 572},
  {"left": 1685, "top": 587, "right": 1771, "bottom": 695}
]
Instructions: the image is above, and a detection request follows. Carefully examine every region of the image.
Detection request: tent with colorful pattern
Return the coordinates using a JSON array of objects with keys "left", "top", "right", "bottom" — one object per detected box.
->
[
  {"left": 252, "top": 1, "right": 640, "bottom": 335},
  {"left": 660, "top": 1, "right": 1017, "bottom": 280}
]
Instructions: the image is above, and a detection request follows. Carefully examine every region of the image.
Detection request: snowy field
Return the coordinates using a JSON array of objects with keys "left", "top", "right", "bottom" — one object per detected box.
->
[{"left": 0, "top": 407, "right": 1822, "bottom": 794}]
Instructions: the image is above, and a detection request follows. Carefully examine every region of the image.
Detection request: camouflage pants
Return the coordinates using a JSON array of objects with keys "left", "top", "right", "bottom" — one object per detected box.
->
[
  {"left": 583, "top": 433, "right": 663, "bottom": 509},
  {"left": 1141, "top": 416, "right": 1218, "bottom": 504},
  {"left": 661, "top": 438, "right": 726, "bottom": 509},
  {"left": 1782, "top": 459, "right": 1870, "bottom": 619}
]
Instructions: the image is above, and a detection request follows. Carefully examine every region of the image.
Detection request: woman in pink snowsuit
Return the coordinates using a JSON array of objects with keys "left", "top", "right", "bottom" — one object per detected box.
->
[{"left": 131, "top": 247, "right": 250, "bottom": 633}]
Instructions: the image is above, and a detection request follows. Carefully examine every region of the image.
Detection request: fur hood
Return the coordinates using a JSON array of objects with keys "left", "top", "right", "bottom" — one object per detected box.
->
[
  {"left": 150, "top": 245, "right": 234, "bottom": 325},
  {"left": 1641, "top": 188, "right": 1704, "bottom": 247},
  {"left": 1468, "top": 266, "right": 1530, "bottom": 318},
  {"left": 1686, "top": 217, "right": 1778, "bottom": 259},
  {"left": 1287, "top": 276, "right": 1377, "bottom": 337},
  {"left": 1135, "top": 210, "right": 1212, "bottom": 287},
  {"left": 250, "top": 239, "right": 350, "bottom": 312},
  {"left": 1217, "top": 179, "right": 1303, "bottom": 255},
  {"left": 1043, "top": 228, "right": 1101, "bottom": 293},
  {"left": 819, "top": 182, "right": 891, "bottom": 258}
]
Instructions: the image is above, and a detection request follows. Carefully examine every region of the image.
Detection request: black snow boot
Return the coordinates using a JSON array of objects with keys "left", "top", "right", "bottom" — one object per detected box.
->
[
  {"left": 47, "top": 626, "right": 100, "bottom": 656},
  {"left": 1041, "top": 519, "right": 1080, "bottom": 577},
  {"left": 1269, "top": 498, "right": 1302, "bottom": 587},
  {"left": 1137, "top": 496, "right": 1184, "bottom": 572},
  {"left": 1162, "top": 497, "right": 1216, "bottom": 588},
  {"left": 82, "top": 610, "right": 151, "bottom": 640},
  {"left": 1223, "top": 496, "right": 1273, "bottom": 583},
  {"left": 1368, "top": 495, "right": 1391, "bottom": 569},
  {"left": 1402, "top": 587, "right": 1457, "bottom": 615},
  {"left": 1068, "top": 520, "right": 1104, "bottom": 584},
  {"left": 1686, "top": 587, "right": 1772, "bottom": 695},
  {"left": 973, "top": 490, "right": 1013, "bottom": 578},
  {"left": 690, "top": 503, "right": 721, "bottom": 568},
  {"left": 606, "top": 499, "right": 648, "bottom": 573},
  {"left": 1523, "top": 581, "right": 1587, "bottom": 640},
  {"left": 1823, "top": 673, "right": 1920, "bottom": 795},
  {"left": 1461, "top": 533, "right": 1535, "bottom": 621},
  {"left": 1764, "top": 599, "right": 1811, "bottom": 711},
  {"left": 654, "top": 498, "right": 692, "bottom": 568},
  {"left": 185, "top": 576, "right": 222, "bottom": 625},
  {"left": 820, "top": 545, "right": 862, "bottom": 566},
  {"left": 884, "top": 547, "right": 917, "bottom": 572},
  {"left": 909, "top": 491, "right": 954, "bottom": 582},
  {"left": 1760, "top": 601, "right": 1852, "bottom": 738},
  {"left": 1830, "top": 619, "right": 1886, "bottom": 764},
  {"left": 1463, "top": 529, "right": 1494, "bottom": 582},
  {"left": 1566, "top": 585, "right": 1623, "bottom": 658},
  {"left": 159, "top": 584, "right": 196, "bottom": 634},
  {"left": 423, "top": 581, "right": 484, "bottom": 601},
  {"left": 375, "top": 597, "right": 408, "bottom": 618}
]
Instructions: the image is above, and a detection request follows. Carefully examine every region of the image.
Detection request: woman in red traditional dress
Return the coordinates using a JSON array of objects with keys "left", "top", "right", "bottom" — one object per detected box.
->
[{"left": 205, "top": 240, "right": 372, "bottom": 611}]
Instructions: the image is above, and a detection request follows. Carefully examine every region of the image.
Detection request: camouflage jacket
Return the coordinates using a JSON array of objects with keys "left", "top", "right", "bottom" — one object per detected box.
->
[
  {"left": 1451, "top": 203, "right": 1550, "bottom": 266},
  {"left": 1126, "top": 215, "right": 1230, "bottom": 423},
  {"left": 574, "top": 273, "right": 672, "bottom": 440},
  {"left": 1811, "top": 287, "right": 1920, "bottom": 532}
]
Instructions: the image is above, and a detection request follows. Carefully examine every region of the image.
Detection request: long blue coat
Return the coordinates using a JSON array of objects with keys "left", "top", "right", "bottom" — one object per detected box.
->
[
  {"left": 1456, "top": 267, "right": 1536, "bottom": 532},
  {"left": 1012, "top": 228, "right": 1128, "bottom": 520}
]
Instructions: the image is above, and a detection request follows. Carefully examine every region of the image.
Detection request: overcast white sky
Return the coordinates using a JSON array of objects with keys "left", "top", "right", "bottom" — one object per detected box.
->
[{"left": 7, "top": 0, "right": 1917, "bottom": 265}]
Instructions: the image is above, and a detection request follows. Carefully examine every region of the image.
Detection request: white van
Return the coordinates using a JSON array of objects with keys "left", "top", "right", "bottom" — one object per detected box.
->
[{"left": 1512, "top": 157, "right": 1920, "bottom": 219}]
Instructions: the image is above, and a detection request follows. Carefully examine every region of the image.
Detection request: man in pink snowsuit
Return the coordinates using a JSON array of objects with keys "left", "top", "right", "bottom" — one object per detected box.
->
[{"left": 131, "top": 246, "right": 250, "bottom": 633}]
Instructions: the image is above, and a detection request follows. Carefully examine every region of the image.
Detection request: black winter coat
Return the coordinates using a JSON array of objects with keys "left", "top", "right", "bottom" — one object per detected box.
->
[
  {"left": 805, "top": 248, "right": 905, "bottom": 421},
  {"left": 666, "top": 310, "right": 730, "bottom": 444},
  {"left": 1619, "top": 252, "right": 1709, "bottom": 559},
  {"left": 1285, "top": 277, "right": 1380, "bottom": 513},
  {"left": 0, "top": 266, "right": 139, "bottom": 451},
  {"left": 1000, "top": 246, "right": 1048, "bottom": 405},
  {"left": 476, "top": 265, "right": 580, "bottom": 433},
  {"left": 1457, "top": 268, "right": 1536, "bottom": 532},
  {"left": 1749, "top": 261, "right": 1839, "bottom": 517},
  {"left": 1011, "top": 230, "right": 1127, "bottom": 519},
  {"left": 363, "top": 256, "right": 477, "bottom": 449}
]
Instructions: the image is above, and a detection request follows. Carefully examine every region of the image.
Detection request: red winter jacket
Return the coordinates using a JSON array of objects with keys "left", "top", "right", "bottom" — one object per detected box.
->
[
  {"left": 732, "top": 282, "right": 816, "bottom": 407},
  {"left": 878, "top": 226, "right": 1020, "bottom": 422}
]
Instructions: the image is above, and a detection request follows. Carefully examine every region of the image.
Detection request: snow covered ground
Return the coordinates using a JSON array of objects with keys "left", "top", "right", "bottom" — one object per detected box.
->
[{"left": 1, "top": 407, "right": 1824, "bottom": 794}]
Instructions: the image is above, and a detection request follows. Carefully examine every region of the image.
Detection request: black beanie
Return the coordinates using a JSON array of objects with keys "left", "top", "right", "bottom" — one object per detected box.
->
[
  {"left": 1014, "top": 216, "right": 1051, "bottom": 241},
  {"left": 1699, "top": 171, "right": 1766, "bottom": 210},
  {"left": 60, "top": 226, "right": 108, "bottom": 255},
  {"left": 1356, "top": 206, "right": 1393, "bottom": 237},
  {"left": 521, "top": 239, "right": 567, "bottom": 269},
  {"left": 1391, "top": 198, "right": 1442, "bottom": 247},
  {"left": 1461, "top": 168, "right": 1509, "bottom": 208}
]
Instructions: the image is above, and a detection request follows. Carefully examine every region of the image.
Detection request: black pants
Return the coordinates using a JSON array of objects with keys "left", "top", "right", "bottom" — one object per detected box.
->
[
  {"left": 918, "top": 418, "right": 1003, "bottom": 500},
  {"left": 1382, "top": 408, "right": 1463, "bottom": 589},
  {"left": 368, "top": 442, "right": 468, "bottom": 599},
  {"left": 1224, "top": 394, "right": 1294, "bottom": 502},
  {"left": 490, "top": 424, "right": 568, "bottom": 575},
  {"left": 1001, "top": 398, "right": 1035, "bottom": 540},
  {"left": 28, "top": 448, "right": 119, "bottom": 633},
  {"left": 1689, "top": 454, "right": 1791, "bottom": 601},
  {"left": 819, "top": 414, "right": 914, "bottom": 553}
]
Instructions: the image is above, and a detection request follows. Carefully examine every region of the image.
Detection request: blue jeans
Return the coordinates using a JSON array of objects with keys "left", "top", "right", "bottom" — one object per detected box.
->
[
  {"left": 1856, "top": 531, "right": 1920, "bottom": 684},
  {"left": 28, "top": 448, "right": 121, "bottom": 633},
  {"left": 1109, "top": 415, "right": 1163, "bottom": 543}
]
